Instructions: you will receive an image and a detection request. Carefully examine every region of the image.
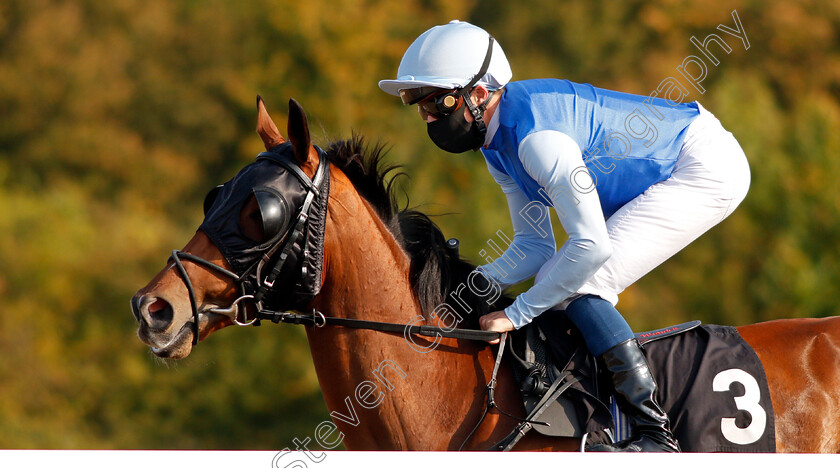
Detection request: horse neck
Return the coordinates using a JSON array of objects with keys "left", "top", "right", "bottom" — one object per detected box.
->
[
  {"left": 312, "top": 166, "right": 417, "bottom": 325},
  {"left": 302, "top": 167, "right": 500, "bottom": 449}
]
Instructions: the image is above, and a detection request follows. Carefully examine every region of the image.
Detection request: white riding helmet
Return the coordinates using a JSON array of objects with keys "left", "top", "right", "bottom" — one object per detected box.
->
[{"left": 378, "top": 20, "right": 512, "bottom": 97}]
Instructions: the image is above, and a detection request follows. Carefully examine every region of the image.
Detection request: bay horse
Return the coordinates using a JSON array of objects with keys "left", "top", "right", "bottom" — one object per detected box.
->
[{"left": 132, "top": 97, "right": 840, "bottom": 452}]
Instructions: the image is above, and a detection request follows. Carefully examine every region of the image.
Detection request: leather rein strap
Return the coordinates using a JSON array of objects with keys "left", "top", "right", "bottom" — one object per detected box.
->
[{"left": 255, "top": 307, "right": 502, "bottom": 341}]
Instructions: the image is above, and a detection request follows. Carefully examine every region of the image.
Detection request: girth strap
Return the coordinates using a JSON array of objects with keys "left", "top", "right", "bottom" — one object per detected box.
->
[{"left": 492, "top": 372, "right": 581, "bottom": 451}]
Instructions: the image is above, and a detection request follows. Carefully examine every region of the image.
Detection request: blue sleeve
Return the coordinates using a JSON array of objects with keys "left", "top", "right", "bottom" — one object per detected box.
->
[
  {"left": 478, "top": 161, "right": 556, "bottom": 289},
  {"left": 503, "top": 130, "right": 612, "bottom": 329}
]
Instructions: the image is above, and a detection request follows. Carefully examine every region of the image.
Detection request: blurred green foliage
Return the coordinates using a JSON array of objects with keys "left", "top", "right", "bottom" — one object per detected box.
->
[{"left": 1, "top": 0, "right": 838, "bottom": 449}]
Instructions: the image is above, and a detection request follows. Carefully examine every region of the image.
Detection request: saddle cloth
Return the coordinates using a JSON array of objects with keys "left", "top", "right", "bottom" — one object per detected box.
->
[{"left": 509, "top": 308, "right": 776, "bottom": 452}]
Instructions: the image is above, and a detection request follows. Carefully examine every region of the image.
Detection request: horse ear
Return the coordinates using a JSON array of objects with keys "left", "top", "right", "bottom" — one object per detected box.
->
[
  {"left": 256, "top": 95, "right": 286, "bottom": 150},
  {"left": 287, "top": 98, "right": 315, "bottom": 166}
]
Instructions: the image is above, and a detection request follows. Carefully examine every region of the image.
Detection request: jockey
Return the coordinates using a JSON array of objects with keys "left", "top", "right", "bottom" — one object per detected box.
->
[{"left": 379, "top": 20, "right": 750, "bottom": 452}]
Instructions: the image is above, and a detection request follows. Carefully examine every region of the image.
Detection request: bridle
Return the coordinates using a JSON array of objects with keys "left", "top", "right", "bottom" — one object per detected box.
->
[
  {"left": 169, "top": 143, "right": 505, "bottom": 345},
  {"left": 171, "top": 144, "right": 330, "bottom": 345},
  {"left": 164, "top": 143, "right": 535, "bottom": 450}
]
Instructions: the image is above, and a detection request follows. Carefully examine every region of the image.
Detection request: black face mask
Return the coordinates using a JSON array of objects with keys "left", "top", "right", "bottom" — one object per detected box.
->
[
  {"left": 423, "top": 36, "right": 496, "bottom": 154},
  {"left": 426, "top": 103, "right": 486, "bottom": 153}
]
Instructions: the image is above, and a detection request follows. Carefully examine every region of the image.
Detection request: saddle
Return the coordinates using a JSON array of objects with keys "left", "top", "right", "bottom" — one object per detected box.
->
[{"left": 497, "top": 308, "right": 774, "bottom": 452}]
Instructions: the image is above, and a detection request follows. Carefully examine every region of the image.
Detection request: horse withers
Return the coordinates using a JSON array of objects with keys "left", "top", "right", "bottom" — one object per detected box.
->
[{"left": 132, "top": 96, "right": 840, "bottom": 452}]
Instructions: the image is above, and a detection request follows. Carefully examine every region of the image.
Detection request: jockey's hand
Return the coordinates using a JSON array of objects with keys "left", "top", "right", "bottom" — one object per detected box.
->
[{"left": 479, "top": 310, "right": 515, "bottom": 345}]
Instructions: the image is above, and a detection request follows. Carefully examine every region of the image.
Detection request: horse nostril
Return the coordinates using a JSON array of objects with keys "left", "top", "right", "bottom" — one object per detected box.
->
[
  {"left": 147, "top": 297, "right": 174, "bottom": 330},
  {"left": 131, "top": 295, "right": 143, "bottom": 322}
]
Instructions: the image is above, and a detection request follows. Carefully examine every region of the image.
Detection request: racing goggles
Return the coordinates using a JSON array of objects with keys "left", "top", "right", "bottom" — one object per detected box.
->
[
  {"left": 400, "top": 88, "right": 463, "bottom": 120},
  {"left": 399, "top": 86, "right": 449, "bottom": 105}
]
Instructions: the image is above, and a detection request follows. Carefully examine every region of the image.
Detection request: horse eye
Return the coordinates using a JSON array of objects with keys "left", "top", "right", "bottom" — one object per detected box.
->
[
  {"left": 239, "top": 191, "right": 290, "bottom": 243},
  {"left": 203, "top": 185, "right": 223, "bottom": 216}
]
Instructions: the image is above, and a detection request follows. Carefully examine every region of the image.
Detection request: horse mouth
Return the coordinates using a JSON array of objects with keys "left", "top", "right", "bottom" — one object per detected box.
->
[{"left": 140, "top": 322, "right": 195, "bottom": 359}]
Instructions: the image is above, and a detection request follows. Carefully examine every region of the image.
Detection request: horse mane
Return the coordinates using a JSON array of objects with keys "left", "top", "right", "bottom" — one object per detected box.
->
[{"left": 324, "top": 135, "right": 511, "bottom": 327}]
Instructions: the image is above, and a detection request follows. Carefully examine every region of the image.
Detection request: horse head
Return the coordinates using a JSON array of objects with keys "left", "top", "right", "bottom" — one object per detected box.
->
[
  {"left": 131, "top": 97, "right": 326, "bottom": 359},
  {"left": 130, "top": 96, "right": 540, "bottom": 450}
]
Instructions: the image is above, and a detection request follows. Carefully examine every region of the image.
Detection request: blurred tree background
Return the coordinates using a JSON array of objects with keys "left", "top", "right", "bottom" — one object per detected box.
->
[{"left": 1, "top": 0, "right": 838, "bottom": 449}]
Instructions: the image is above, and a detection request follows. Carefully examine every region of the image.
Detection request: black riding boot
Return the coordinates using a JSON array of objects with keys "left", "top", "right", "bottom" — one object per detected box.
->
[{"left": 588, "top": 339, "right": 681, "bottom": 452}]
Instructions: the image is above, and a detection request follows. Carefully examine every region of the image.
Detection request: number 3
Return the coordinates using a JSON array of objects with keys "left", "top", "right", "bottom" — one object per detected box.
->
[{"left": 712, "top": 368, "right": 767, "bottom": 445}]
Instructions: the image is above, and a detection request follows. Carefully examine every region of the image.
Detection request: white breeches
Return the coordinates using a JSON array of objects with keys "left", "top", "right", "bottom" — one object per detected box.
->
[{"left": 537, "top": 103, "right": 751, "bottom": 306}]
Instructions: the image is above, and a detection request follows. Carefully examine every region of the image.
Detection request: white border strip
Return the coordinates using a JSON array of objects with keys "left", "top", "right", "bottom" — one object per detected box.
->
[{"left": 1, "top": 451, "right": 837, "bottom": 468}]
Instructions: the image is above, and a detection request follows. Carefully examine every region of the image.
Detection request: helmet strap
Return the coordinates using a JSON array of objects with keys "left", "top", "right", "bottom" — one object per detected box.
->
[{"left": 458, "top": 36, "right": 495, "bottom": 135}]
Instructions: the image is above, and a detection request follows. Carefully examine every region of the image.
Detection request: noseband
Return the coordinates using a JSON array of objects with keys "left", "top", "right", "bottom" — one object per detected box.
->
[{"left": 171, "top": 146, "right": 331, "bottom": 345}]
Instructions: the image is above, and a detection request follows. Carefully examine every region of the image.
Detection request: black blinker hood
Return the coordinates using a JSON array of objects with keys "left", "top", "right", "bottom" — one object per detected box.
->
[{"left": 199, "top": 142, "right": 330, "bottom": 310}]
